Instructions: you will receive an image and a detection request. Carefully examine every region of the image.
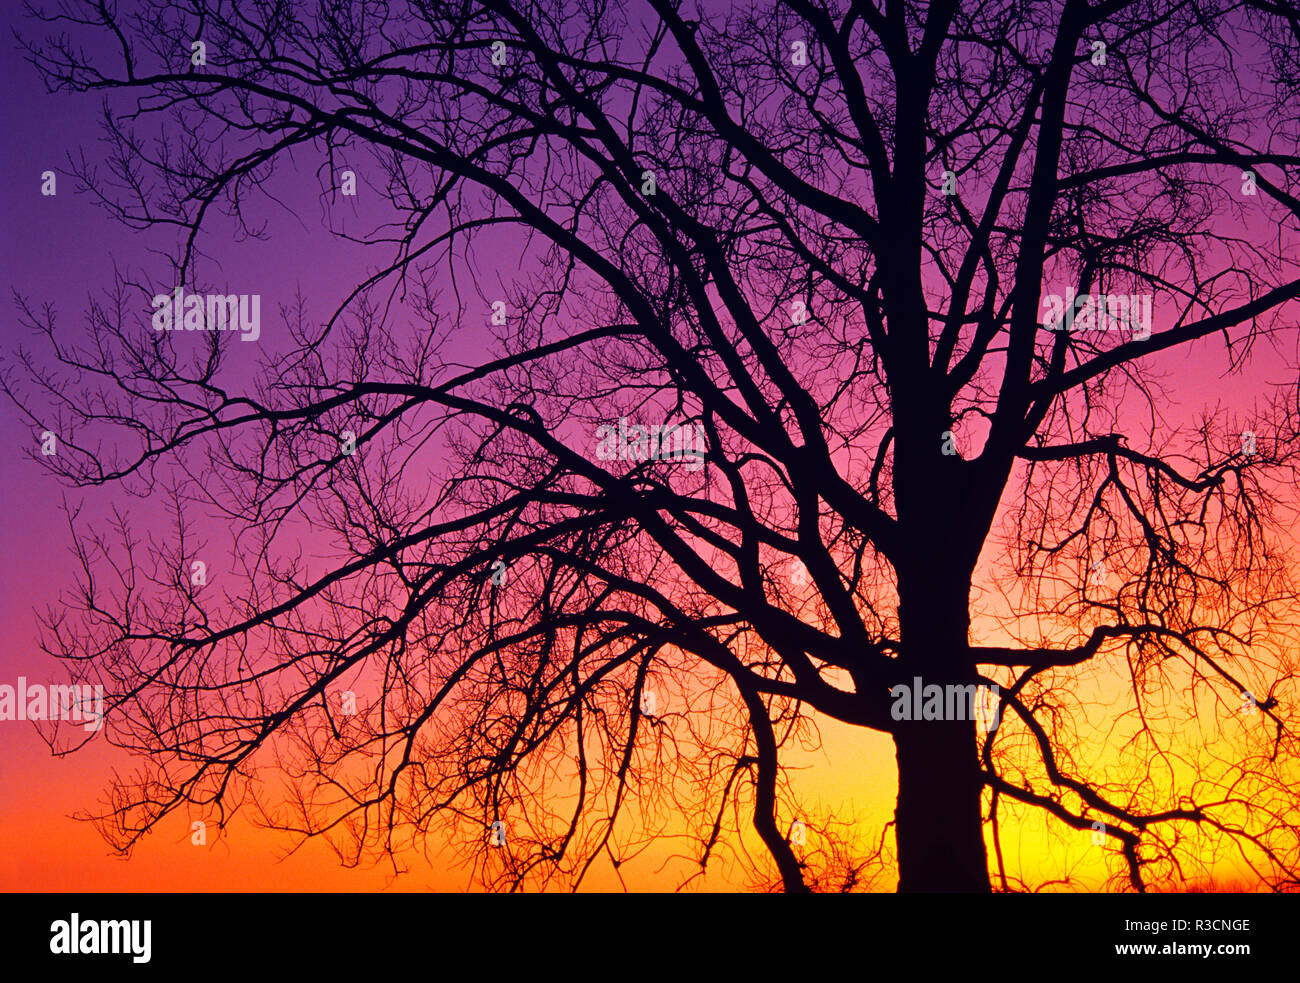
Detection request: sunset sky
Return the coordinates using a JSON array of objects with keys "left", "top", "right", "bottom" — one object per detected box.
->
[{"left": 1, "top": 2, "right": 1296, "bottom": 894}]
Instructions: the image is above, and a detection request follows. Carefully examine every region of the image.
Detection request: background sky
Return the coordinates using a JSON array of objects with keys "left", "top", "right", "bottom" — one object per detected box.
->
[
  {"left": 0, "top": 3, "right": 1293, "bottom": 893},
  {"left": 0, "top": 17, "right": 446, "bottom": 891}
]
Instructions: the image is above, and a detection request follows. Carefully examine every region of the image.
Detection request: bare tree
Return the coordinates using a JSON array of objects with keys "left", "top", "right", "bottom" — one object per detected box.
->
[{"left": 9, "top": 0, "right": 1300, "bottom": 892}]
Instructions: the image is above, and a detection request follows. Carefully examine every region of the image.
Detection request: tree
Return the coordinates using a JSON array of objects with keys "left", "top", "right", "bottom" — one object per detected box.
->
[{"left": 9, "top": 0, "right": 1300, "bottom": 892}]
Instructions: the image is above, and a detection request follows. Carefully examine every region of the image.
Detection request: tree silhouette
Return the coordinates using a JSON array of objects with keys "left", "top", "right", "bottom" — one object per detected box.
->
[{"left": 9, "top": 0, "right": 1300, "bottom": 892}]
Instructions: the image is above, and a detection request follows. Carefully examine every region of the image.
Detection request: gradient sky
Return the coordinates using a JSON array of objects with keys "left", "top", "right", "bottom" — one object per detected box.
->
[
  {"left": 0, "top": 14, "right": 455, "bottom": 891},
  {"left": 1, "top": 2, "right": 1295, "bottom": 893}
]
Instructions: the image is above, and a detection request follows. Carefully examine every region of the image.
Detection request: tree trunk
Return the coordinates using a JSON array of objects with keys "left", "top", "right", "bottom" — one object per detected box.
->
[
  {"left": 893, "top": 713, "right": 990, "bottom": 892},
  {"left": 892, "top": 559, "right": 991, "bottom": 892}
]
